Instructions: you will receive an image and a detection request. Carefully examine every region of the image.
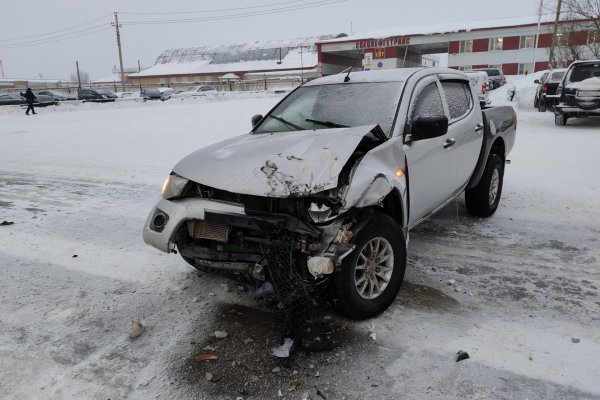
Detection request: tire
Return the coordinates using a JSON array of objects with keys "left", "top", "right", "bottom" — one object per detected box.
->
[
  {"left": 555, "top": 114, "right": 568, "bottom": 126},
  {"left": 534, "top": 96, "right": 539, "bottom": 109},
  {"left": 539, "top": 100, "right": 547, "bottom": 112},
  {"left": 465, "top": 154, "right": 505, "bottom": 218},
  {"left": 334, "top": 213, "right": 406, "bottom": 320}
]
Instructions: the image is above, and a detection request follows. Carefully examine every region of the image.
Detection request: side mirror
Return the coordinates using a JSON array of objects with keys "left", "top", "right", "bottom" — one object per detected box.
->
[
  {"left": 534, "top": 79, "right": 540, "bottom": 84},
  {"left": 410, "top": 115, "right": 448, "bottom": 142},
  {"left": 251, "top": 114, "right": 263, "bottom": 128}
]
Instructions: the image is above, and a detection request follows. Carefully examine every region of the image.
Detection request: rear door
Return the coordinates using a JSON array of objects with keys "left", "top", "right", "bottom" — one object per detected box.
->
[
  {"left": 439, "top": 78, "right": 484, "bottom": 190},
  {"left": 404, "top": 75, "right": 458, "bottom": 226}
]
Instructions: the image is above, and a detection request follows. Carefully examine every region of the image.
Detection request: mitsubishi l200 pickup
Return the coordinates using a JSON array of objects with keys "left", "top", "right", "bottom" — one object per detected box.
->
[{"left": 143, "top": 68, "right": 517, "bottom": 320}]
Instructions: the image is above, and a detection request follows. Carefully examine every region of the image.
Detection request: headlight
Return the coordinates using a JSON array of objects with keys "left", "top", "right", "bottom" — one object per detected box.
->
[{"left": 161, "top": 173, "right": 189, "bottom": 199}]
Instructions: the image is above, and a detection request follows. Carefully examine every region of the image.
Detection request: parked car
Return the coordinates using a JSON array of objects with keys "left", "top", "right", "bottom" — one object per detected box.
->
[
  {"left": 172, "top": 85, "right": 217, "bottom": 98},
  {"left": 553, "top": 60, "right": 600, "bottom": 125},
  {"left": 141, "top": 88, "right": 172, "bottom": 101},
  {"left": 469, "top": 67, "right": 506, "bottom": 89},
  {"left": 0, "top": 93, "right": 26, "bottom": 106},
  {"left": 534, "top": 69, "right": 567, "bottom": 112},
  {"left": 142, "top": 68, "right": 516, "bottom": 321},
  {"left": 37, "top": 90, "right": 77, "bottom": 101},
  {"left": 0, "top": 93, "right": 58, "bottom": 107},
  {"left": 78, "top": 88, "right": 117, "bottom": 103},
  {"left": 465, "top": 71, "right": 490, "bottom": 106}
]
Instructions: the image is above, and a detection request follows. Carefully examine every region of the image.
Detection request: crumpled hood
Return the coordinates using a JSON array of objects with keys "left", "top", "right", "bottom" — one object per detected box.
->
[{"left": 173, "top": 125, "right": 378, "bottom": 197}]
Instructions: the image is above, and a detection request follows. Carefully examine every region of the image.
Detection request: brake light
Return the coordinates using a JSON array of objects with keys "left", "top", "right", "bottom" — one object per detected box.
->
[
  {"left": 482, "top": 83, "right": 486, "bottom": 94},
  {"left": 543, "top": 84, "right": 548, "bottom": 93}
]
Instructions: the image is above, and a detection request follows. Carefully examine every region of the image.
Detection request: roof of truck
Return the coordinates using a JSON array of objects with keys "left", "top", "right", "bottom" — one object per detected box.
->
[{"left": 305, "top": 67, "right": 466, "bottom": 86}]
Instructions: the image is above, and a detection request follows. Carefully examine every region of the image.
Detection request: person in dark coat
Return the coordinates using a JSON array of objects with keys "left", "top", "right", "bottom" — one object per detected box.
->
[{"left": 24, "top": 88, "right": 37, "bottom": 115}]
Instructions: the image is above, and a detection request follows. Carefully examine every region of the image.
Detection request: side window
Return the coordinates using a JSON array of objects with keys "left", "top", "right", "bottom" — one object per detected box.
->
[
  {"left": 410, "top": 82, "right": 445, "bottom": 122},
  {"left": 441, "top": 81, "right": 472, "bottom": 120}
]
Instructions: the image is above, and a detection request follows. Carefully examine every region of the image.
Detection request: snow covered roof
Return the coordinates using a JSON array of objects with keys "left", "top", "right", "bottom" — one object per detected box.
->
[
  {"left": 130, "top": 34, "right": 345, "bottom": 78},
  {"left": 318, "top": 16, "right": 554, "bottom": 42}
]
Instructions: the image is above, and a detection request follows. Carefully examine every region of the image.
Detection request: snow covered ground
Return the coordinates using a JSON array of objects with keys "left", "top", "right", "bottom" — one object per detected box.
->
[{"left": 1, "top": 88, "right": 599, "bottom": 399}]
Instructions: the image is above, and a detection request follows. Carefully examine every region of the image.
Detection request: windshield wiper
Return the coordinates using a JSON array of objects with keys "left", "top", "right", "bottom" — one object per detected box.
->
[
  {"left": 267, "top": 114, "right": 302, "bottom": 130},
  {"left": 305, "top": 118, "right": 348, "bottom": 128}
]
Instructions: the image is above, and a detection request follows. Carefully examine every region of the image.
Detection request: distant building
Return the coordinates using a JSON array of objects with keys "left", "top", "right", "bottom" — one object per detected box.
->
[
  {"left": 128, "top": 34, "right": 346, "bottom": 87},
  {"left": 317, "top": 16, "right": 597, "bottom": 75}
]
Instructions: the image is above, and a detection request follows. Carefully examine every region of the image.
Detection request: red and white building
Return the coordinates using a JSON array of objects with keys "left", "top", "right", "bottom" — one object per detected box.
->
[{"left": 317, "top": 16, "right": 598, "bottom": 76}]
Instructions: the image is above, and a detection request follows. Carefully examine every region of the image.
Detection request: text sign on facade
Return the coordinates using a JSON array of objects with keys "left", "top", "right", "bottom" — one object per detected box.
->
[{"left": 355, "top": 37, "right": 410, "bottom": 49}]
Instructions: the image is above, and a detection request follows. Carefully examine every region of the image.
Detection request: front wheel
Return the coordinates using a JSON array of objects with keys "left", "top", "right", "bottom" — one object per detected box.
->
[
  {"left": 334, "top": 213, "right": 406, "bottom": 320},
  {"left": 465, "top": 154, "right": 505, "bottom": 218}
]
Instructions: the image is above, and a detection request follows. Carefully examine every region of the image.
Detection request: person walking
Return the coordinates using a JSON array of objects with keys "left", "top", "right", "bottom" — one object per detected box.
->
[{"left": 24, "top": 88, "right": 37, "bottom": 115}]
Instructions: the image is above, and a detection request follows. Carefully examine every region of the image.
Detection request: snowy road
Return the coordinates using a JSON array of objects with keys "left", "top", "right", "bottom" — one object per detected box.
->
[{"left": 1, "top": 94, "right": 599, "bottom": 399}]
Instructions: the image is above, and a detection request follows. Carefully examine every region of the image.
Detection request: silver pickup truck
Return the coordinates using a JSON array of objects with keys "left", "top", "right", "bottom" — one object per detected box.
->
[{"left": 143, "top": 68, "right": 516, "bottom": 320}]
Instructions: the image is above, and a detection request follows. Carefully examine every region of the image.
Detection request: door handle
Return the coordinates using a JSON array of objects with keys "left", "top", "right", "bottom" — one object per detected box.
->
[
  {"left": 475, "top": 123, "right": 484, "bottom": 132},
  {"left": 444, "top": 138, "right": 456, "bottom": 149}
]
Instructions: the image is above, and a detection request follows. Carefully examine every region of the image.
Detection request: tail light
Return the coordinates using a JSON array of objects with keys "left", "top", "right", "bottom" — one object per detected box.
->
[
  {"left": 543, "top": 84, "right": 548, "bottom": 93},
  {"left": 512, "top": 111, "right": 517, "bottom": 130},
  {"left": 482, "top": 83, "right": 486, "bottom": 94}
]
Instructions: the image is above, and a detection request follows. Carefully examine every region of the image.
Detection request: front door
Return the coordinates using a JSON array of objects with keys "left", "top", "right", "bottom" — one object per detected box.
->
[{"left": 403, "top": 76, "right": 458, "bottom": 226}]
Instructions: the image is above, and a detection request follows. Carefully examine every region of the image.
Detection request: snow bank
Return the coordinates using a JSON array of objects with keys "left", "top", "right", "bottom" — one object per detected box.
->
[{"left": 489, "top": 72, "right": 546, "bottom": 111}]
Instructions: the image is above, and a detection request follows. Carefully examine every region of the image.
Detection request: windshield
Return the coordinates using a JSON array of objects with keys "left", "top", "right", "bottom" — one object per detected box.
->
[
  {"left": 550, "top": 71, "right": 566, "bottom": 82},
  {"left": 96, "top": 89, "right": 117, "bottom": 98},
  {"left": 484, "top": 69, "right": 500, "bottom": 76},
  {"left": 254, "top": 82, "right": 403, "bottom": 135}
]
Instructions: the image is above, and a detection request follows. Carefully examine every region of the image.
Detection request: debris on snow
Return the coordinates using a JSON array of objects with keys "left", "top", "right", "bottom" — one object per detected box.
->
[
  {"left": 272, "top": 337, "right": 294, "bottom": 358},
  {"left": 456, "top": 350, "right": 470, "bottom": 362},
  {"left": 205, "top": 372, "right": 214, "bottom": 381},
  {"left": 369, "top": 321, "right": 377, "bottom": 341},
  {"left": 243, "top": 338, "right": 254, "bottom": 344},
  {"left": 214, "top": 330, "right": 228, "bottom": 339},
  {"left": 448, "top": 279, "right": 456, "bottom": 285},
  {"left": 0, "top": 220, "right": 14, "bottom": 226},
  {"left": 129, "top": 320, "right": 145, "bottom": 339},
  {"left": 72, "top": 254, "right": 78, "bottom": 258},
  {"left": 253, "top": 281, "right": 275, "bottom": 299},
  {"left": 572, "top": 338, "right": 581, "bottom": 343},
  {"left": 271, "top": 367, "right": 281, "bottom": 373},
  {"left": 194, "top": 353, "right": 218, "bottom": 361}
]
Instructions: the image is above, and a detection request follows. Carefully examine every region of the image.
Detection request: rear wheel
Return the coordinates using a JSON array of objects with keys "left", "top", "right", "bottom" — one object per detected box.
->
[
  {"left": 334, "top": 213, "right": 406, "bottom": 320},
  {"left": 465, "top": 154, "right": 505, "bottom": 218}
]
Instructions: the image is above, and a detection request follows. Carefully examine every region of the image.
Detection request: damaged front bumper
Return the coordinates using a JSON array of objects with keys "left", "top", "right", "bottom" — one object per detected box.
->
[{"left": 143, "top": 196, "right": 354, "bottom": 281}]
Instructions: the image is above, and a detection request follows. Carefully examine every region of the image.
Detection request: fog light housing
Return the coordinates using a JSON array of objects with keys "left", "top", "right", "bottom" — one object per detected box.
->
[{"left": 151, "top": 209, "right": 169, "bottom": 232}]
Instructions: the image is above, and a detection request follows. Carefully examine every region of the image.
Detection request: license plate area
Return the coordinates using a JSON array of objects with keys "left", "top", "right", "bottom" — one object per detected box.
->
[{"left": 577, "top": 90, "right": 600, "bottom": 97}]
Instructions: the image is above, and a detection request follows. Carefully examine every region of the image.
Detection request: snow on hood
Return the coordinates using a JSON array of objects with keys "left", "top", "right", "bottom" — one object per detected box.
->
[
  {"left": 567, "top": 77, "right": 600, "bottom": 90},
  {"left": 173, "top": 125, "right": 378, "bottom": 197}
]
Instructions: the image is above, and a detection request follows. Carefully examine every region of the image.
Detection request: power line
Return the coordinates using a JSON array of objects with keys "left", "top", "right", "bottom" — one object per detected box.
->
[
  {"left": 0, "top": 23, "right": 111, "bottom": 48},
  {"left": 118, "top": 0, "right": 308, "bottom": 15},
  {"left": 0, "top": 27, "right": 112, "bottom": 50},
  {"left": 0, "top": 14, "right": 112, "bottom": 43},
  {"left": 121, "top": 0, "right": 346, "bottom": 25}
]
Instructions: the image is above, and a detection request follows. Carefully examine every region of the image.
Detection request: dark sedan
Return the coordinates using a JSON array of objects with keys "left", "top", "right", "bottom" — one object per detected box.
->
[
  {"left": 0, "top": 93, "right": 58, "bottom": 107},
  {"left": 78, "top": 89, "right": 118, "bottom": 103}
]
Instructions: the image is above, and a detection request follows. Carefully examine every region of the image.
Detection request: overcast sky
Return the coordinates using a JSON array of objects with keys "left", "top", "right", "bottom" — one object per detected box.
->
[{"left": 1, "top": 0, "right": 539, "bottom": 80}]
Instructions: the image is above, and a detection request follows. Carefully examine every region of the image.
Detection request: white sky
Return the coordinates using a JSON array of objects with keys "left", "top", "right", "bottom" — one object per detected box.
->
[{"left": 1, "top": 0, "right": 538, "bottom": 80}]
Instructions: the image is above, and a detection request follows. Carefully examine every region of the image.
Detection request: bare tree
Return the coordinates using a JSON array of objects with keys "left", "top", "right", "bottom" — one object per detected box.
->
[
  {"left": 70, "top": 71, "right": 90, "bottom": 84},
  {"left": 552, "top": 0, "right": 600, "bottom": 65}
]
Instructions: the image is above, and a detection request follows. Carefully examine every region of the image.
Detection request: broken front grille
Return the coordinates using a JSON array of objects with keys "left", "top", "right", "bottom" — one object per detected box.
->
[{"left": 190, "top": 220, "right": 230, "bottom": 242}]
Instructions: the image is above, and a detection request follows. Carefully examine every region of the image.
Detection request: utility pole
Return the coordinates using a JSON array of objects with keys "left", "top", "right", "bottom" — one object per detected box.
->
[
  {"left": 548, "top": 0, "right": 563, "bottom": 68},
  {"left": 0, "top": 60, "right": 5, "bottom": 78},
  {"left": 112, "top": 12, "right": 126, "bottom": 92},
  {"left": 76, "top": 60, "right": 82, "bottom": 91},
  {"left": 532, "top": 0, "right": 544, "bottom": 71}
]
